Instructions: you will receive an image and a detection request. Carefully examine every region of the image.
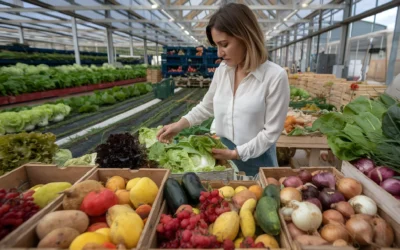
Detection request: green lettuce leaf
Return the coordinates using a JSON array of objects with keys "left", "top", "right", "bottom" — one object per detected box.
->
[
  {"left": 53, "top": 149, "right": 73, "bottom": 166},
  {"left": 64, "top": 153, "right": 97, "bottom": 166},
  {"left": 382, "top": 103, "right": 400, "bottom": 140},
  {"left": 343, "top": 96, "right": 387, "bottom": 119},
  {"left": 139, "top": 126, "right": 163, "bottom": 148}
]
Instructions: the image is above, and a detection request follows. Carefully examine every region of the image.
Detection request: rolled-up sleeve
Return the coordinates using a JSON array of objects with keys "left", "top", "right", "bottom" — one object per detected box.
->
[
  {"left": 182, "top": 68, "right": 219, "bottom": 127},
  {"left": 236, "top": 70, "right": 290, "bottom": 161}
]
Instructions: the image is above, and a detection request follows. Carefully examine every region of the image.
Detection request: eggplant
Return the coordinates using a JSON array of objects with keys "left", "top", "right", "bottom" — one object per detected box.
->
[
  {"left": 164, "top": 178, "right": 188, "bottom": 213},
  {"left": 181, "top": 172, "right": 206, "bottom": 205}
]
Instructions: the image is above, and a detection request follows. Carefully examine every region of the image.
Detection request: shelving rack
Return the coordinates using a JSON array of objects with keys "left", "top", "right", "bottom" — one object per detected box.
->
[{"left": 161, "top": 46, "right": 221, "bottom": 78}]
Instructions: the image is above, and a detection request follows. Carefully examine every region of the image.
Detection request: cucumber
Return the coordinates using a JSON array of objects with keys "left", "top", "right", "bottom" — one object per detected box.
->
[
  {"left": 263, "top": 184, "right": 280, "bottom": 208},
  {"left": 256, "top": 196, "right": 281, "bottom": 235},
  {"left": 164, "top": 178, "right": 188, "bottom": 214},
  {"left": 181, "top": 172, "right": 206, "bottom": 205}
]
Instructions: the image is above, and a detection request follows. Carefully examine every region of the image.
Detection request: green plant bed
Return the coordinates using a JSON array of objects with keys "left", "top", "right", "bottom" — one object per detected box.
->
[
  {"left": 62, "top": 88, "right": 197, "bottom": 157},
  {"left": 41, "top": 92, "right": 155, "bottom": 138},
  {"left": 0, "top": 63, "right": 146, "bottom": 96}
]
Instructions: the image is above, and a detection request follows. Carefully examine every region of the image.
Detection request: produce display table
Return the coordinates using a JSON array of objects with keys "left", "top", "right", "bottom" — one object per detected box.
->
[{"left": 277, "top": 135, "right": 333, "bottom": 167}]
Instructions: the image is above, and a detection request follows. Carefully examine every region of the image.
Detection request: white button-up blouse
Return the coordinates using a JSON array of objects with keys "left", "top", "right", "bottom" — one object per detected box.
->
[{"left": 183, "top": 60, "right": 290, "bottom": 161}]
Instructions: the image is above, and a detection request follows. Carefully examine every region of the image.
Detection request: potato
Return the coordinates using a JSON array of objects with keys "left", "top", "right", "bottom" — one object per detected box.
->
[
  {"left": 36, "top": 210, "right": 89, "bottom": 239},
  {"left": 38, "top": 227, "right": 80, "bottom": 248},
  {"left": 232, "top": 190, "right": 257, "bottom": 208}
]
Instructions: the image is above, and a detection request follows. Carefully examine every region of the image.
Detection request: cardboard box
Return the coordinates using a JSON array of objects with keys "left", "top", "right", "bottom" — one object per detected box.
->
[
  {"left": 259, "top": 167, "right": 400, "bottom": 250},
  {"left": 5, "top": 168, "right": 169, "bottom": 250},
  {"left": 148, "top": 180, "right": 291, "bottom": 250},
  {"left": 0, "top": 164, "right": 97, "bottom": 247}
]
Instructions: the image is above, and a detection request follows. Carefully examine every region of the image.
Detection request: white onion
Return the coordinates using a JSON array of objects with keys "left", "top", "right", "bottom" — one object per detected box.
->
[
  {"left": 289, "top": 200, "right": 322, "bottom": 233},
  {"left": 348, "top": 195, "right": 377, "bottom": 216},
  {"left": 281, "top": 206, "right": 294, "bottom": 221}
]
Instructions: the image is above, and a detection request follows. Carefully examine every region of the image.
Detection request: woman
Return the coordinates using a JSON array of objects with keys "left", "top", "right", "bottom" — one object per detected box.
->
[{"left": 157, "top": 3, "right": 290, "bottom": 176}]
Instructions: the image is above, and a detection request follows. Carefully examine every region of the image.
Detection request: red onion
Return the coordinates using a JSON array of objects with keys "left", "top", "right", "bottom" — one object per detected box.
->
[
  {"left": 319, "top": 188, "right": 345, "bottom": 210},
  {"left": 394, "top": 195, "right": 400, "bottom": 200},
  {"left": 380, "top": 178, "right": 400, "bottom": 196},
  {"left": 298, "top": 170, "right": 312, "bottom": 183},
  {"left": 312, "top": 172, "right": 336, "bottom": 190},
  {"left": 306, "top": 198, "right": 322, "bottom": 211},
  {"left": 352, "top": 158, "right": 375, "bottom": 175},
  {"left": 302, "top": 183, "right": 320, "bottom": 200},
  {"left": 368, "top": 166, "right": 395, "bottom": 185},
  {"left": 283, "top": 176, "right": 303, "bottom": 188}
]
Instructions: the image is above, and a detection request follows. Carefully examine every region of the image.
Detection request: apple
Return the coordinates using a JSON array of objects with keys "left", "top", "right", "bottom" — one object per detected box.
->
[
  {"left": 176, "top": 204, "right": 193, "bottom": 214},
  {"left": 87, "top": 222, "right": 108, "bottom": 232}
]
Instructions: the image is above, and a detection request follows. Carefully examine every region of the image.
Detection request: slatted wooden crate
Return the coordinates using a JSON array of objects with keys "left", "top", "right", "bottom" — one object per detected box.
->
[
  {"left": 146, "top": 68, "right": 152, "bottom": 82},
  {"left": 340, "top": 84, "right": 386, "bottom": 107},
  {"left": 151, "top": 69, "right": 162, "bottom": 83}
]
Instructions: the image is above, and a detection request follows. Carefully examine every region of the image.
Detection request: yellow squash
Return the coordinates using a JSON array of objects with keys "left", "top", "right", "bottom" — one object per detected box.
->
[
  {"left": 239, "top": 198, "right": 257, "bottom": 237},
  {"left": 212, "top": 211, "right": 239, "bottom": 241}
]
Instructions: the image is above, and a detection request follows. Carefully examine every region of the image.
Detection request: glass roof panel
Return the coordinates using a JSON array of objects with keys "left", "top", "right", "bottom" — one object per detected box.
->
[
  {"left": 117, "top": 0, "right": 132, "bottom": 5},
  {"left": 297, "top": 9, "right": 312, "bottom": 18},
  {"left": 111, "top": 10, "right": 129, "bottom": 19},
  {"left": 76, "top": 11, "right": 105, "bottom": 19},
  {"left": 79, "top": 0, "right": 102, "bottom": 5},
  {"left": 40, "top": 0, "right": 71, "bottom": 6},
  {"left": 1, "top": 13, "right": 31, "bottom": 20}
]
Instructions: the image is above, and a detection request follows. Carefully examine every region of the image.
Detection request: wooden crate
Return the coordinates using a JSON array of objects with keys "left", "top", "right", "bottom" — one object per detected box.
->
[
  {"left": 340, "top": 84, "right": 386, "bottom": 107},
  {"left": 149, "top": 180, "right": 291, "bottom": 250},
  {"left": 0, "top": 164, "right": 97, "bottom": 247},
  {"left": 277, "top": 135, "right": 334, "bottom": 167},
  {"left": 147, "top": 68, "right": 152, "bottom": 82},
  {"left": 341, "top": 161, "right": 400, "bottom": 225},
  {"left": 313, "top": 74, "right": 336, "bottom": 79},
  {"left": 151, "top": 69, "right": 162, "bottom": 83},
  {"left": 170, "top": 165, "right": 235, "bottom": 181},
  {"left": 259, "top": 167, "right": 400, "bottom": 250},
  {"left": 5, "top": 168, "right": 170, "bottom": 250}
]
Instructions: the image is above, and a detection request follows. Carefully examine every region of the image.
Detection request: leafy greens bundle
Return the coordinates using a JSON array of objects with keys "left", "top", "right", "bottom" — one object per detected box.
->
[
  {"left": 139, "top": 126, "right": 227, "bottom": 173},
  {"left": 312, "top": 94, "right": 400, "bottom": 172}
]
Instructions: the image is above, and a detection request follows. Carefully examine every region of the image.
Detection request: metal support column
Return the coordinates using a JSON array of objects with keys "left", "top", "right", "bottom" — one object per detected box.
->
[
  {"left": 71, "top": 17, "right": 81, "bottom": 65},
  {"left": 292, "top": 29, "right": 297, "bottom": 65},
  {"left": 156, "top": 42, "right": 159, "bottom": 65},
  {"left": 285, "top": 32, "right": 290, "bottom": 67},
  {"left": 337, "top": 0, "right": 352, "bottom": 65},
  {"left": 306, "top": 38, "right": 312, "bottom": 70},
  {"left": 129, "top": 36, "right": 134, "bottom": 57},
  {"left": 386, "top": 7, "right": 400, "bottom": 85},
  {"left": 105, "top": 8, "right": 114, "bottom": 64},
  {"left": 106, "top": 28, "right": 115, "bottom": 64},
  {"left": 17, "top": 26, "right": 24, "bottom": 44},
  {"left": 144, "top": 38, "right": 148, "bottom": 65}
]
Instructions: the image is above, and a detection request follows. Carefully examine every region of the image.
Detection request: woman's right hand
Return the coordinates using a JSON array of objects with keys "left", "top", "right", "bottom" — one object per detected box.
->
[{"left": 156, "top": 123, "right": 182, "bottom": 144}]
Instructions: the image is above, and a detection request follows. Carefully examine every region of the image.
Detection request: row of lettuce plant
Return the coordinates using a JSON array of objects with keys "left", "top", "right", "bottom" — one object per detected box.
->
[{"left": 0, "top": 63, "right": 147, "bottom": 96}]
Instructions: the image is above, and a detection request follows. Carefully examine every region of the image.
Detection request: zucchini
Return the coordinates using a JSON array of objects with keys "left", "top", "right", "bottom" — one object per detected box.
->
[
  {"left": 181, "top": 172, "right": 206, "bottom": 205},
  {"left": 164, "top": 178, "right": 188, "bottom": 214},
  {"left": 256, "top": 196, "right": 281, "bottom": 235},
  {"left": 263, "top": 184, "right": 280, "bottom": 208}
]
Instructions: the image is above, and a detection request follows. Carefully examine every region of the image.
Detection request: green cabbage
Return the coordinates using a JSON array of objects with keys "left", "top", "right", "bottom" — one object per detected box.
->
[
  {"left": 63, "top": 153, "right": 97, "bottom": 167},
  {"left": 0, "top": 112, "right": 25, "bottom": 133},
  {"left": 53, "top": 149, "right": 73, "bottom": 166}
]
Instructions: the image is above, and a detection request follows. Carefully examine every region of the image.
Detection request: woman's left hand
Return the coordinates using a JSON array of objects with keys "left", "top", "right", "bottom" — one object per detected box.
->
[{"left": 212, "top": 148, "right": 239, "bottom": 160}]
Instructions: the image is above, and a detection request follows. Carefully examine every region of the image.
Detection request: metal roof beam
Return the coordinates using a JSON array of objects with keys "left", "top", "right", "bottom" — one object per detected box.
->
[
  {"left": 19, "top": 0, "right": 169, "bottom": 45},
  {"left": 0, "top": 18, "right": 310, "bottom": 24},
  {"left": 0, "top": 4, "right": 345, "bottom": 12}
]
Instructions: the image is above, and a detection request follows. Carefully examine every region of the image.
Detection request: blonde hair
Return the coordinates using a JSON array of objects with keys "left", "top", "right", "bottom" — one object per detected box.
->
[{"left": 206, "top": 3, "right": 268, "bottom": 72}]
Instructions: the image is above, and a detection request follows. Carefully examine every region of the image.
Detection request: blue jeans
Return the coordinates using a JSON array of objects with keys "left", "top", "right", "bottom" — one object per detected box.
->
[{"left": 220, "top": 137, "right": 278, "bottom": 177}]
